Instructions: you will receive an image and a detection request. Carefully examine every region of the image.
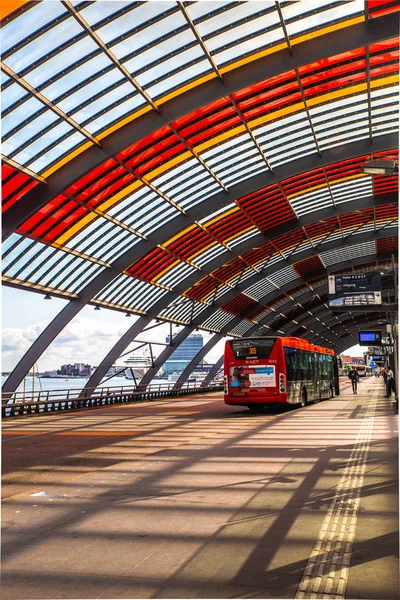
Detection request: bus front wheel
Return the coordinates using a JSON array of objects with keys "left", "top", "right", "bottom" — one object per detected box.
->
[{"left": 299, "top": 389, "right": 308, "bottom": 408}]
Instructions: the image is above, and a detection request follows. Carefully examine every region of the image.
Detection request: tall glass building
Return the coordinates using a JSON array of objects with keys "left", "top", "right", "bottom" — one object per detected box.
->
[{"left": 164, "top": 334, "right": 203, "bottom": 375}]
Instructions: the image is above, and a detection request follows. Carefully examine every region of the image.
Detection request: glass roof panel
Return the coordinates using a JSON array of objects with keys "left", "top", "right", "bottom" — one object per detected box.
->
[
  {"left": 199, "top": 3, "right": 274, "bottom": 36},
  {"left": 79, "top": 1, "right": 135, "bottom": 26},
  {"left": 2, "top": 96, "right": 44, "bottom": 137},
  {"left": 11, "top": 121, "right": 74, "bottom": 166},
  {"left": 56, "top": 69, "right": 123, "bottom": 113},
  {"left": 4, "top": 17, "right": 83, "bottom": 74},
  {"left": 283, "top": 1, "right": 364, "bottom": 37},
  {"left": 1, "top": 1, "right": 68, "bottom": 54},
  {"left": 85, "top": 94, "right": 146, "bottom": 135},
  {"left": 3, "top": 111, "right": 60, "bottom": 158},
  {"left": 186, "top": 1, "right": 234, "bottom": 21},
  {"left": 71, "top": 81, "right": 137, "bottom": 124},
  {"left": 42, "top": 55, "right": 116, "bottom": 101},
  {"left": 146, "top": 59, "right": 212, "bottom": 99},
  {"left": 25, "top": 37, "right": 103, "bottom": 90},
  {"left": 95, "top": 2, "right": 176, "bottom": 44},
  {"left": 28, "top": 130, "right": 86, "bottom": 173},
  {"left": 213, "top": 26, "right": 284, "bottom": 67},
  {"left": 1, "top": 82, "right": 29, "bottom": 112},
  {"left": 121, "top": 32, "right": 198, "bottom": 76}
]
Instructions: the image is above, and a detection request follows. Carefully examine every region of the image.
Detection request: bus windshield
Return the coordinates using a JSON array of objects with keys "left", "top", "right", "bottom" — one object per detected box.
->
[{"left": 230, "top": 339, "right": 276, "bottom": 360}]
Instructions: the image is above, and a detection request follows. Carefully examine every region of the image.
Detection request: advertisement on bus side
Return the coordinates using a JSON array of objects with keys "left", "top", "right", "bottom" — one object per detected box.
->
[{"left": 229, "top": 365, "right": 276, "bottom": 388}]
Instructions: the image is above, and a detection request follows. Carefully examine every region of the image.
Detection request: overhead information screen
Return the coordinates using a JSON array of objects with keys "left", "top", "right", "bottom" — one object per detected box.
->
[
  {"left": 359, "top": 331, "right": 382, "bottom": 346},
  {"left": 328, "top": 272, "right": 382, "bottom": 308}
]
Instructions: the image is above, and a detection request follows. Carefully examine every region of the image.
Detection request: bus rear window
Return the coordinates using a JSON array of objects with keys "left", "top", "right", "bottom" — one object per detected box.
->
[{"left": 230, "top": 339, "right": 275, "bottom": 359}]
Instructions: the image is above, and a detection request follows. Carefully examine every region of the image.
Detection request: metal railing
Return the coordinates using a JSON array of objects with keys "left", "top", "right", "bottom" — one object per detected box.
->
[{"left": 1, "top": 380, "right": 223, "bottom": 418}]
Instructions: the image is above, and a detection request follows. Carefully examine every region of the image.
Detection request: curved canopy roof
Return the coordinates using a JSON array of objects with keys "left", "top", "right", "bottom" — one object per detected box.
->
[{"left": 2, "top": 1, "right": 399, "bottom": 393}]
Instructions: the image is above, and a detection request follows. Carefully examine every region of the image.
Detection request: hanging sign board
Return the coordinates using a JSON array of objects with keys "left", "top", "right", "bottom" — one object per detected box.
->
[
  {"left": 328, "top": 272, "right": 382, "bottom": 307},
  {"left": 359, "top": 331, "right": 382, "bottom": 346}
]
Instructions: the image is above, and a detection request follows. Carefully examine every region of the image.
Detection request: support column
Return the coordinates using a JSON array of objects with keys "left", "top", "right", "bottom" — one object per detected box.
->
[{"left": 202, "top": 356, "right": 223, "bottom": 385}]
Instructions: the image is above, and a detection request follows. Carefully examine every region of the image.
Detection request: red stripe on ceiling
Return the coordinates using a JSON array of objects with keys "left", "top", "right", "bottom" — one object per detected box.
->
[
  {"left": 212, "top": 257, "right": 247, "bottom": 283},
  {"left": 2, "top": 171, "right": 29, "bottom": 198},
  {"left": 2, "top": 163, "right": 14, "bottom": 181},
  {"left": 339, "top": 209, "right": 374, "bottom": 229},
  {"left": 165, "top": 226, "right": 215, "bottom": 260},
  {"left": 246, "top": 304, "right": 269, "bottom": 321},
  {"left": 2, "top": 180, "right": 39, "bottom": 213},
  {"left": 116, "top": 126, "right": 171, "bottom": 162},
  {"left": 293, "top": 256, "right": 325, "bottom": 280},
  {"left": 232, "top": 70, "right": 295, "bottom": 104},
  {"left": 205, "top": 211, "right": 254, "bottom": 243},
  {"left": 273, "top": 229, "right": 305, "bottom": 251},
  {"left": 172, "top": 97, "right": 232, "bottom": 130},
  {"left": 237, "top": 185, "right": 296, "bottom": 232},
  {"left": 126, "top": 247, "right": 176, "bottom": 281},
  {"left": 304, "top": 217, "right": 338, "bottom": 240},
  {"left": 377, "top": 237, "right": 398, "bottom": 254},
  {"left": 125, "top": 136, "right": 185, "bottom": 175},
  {"left": 85, "top": 173, "right": 136, "bottom": 208},
  {"left": 18, "top": 195, "right": 68, "bottom": 233},
  {"left": 221, "top": 293, "right": 257, "bottom": 316},
  {"left": 184, "top": 275, "right": 219, "bottom": 303},
  {"left": 241, "top": 242, "right": 275, "bottom": 267},
  {"left": 66, "top": 158, "right": 118, "bottom": 196},
  {"left": 298, "top": 48, "right": 365, "bottom": 77},
  {"left": 176, "top": 105, "right": 237, "bottom": 140},
  {"left": 186, "top": 115, "right": 242, "bottom": 147}
]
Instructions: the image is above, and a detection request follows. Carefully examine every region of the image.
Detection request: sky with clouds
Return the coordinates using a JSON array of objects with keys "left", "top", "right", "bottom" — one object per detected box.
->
[{"left": 2, "top": 285, "right": 365, "bottom": 373}]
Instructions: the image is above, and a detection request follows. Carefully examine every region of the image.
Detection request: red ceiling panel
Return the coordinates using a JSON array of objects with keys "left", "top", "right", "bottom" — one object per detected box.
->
[
  {"left": 212, "top": 257, "right": 248, "bottom": 284},
  {"left": 221, "top": 293, "right": 257, "bottom": 316},
  {"left": 184, "top": 275, "right": 219, "bottom": 302},
  {"left": 237, "top": 184, "right": 296, "bottom": 232},
  {"left": 377, "top": 237, "right": 398, "bottom": 254},
  {"left": 165, "top": 226, "right": 216, "bottom": 261},
  {"left": 126, "top": 247, "right": 176, "bottom": 282},
  {"left": 293, "top": 256, "right": 325, "bottom": 280}
]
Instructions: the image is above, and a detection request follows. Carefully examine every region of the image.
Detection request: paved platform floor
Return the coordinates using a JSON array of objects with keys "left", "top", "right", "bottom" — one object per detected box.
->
[{"left": 1, "top": 377, "right": 398, "bottom": 599}]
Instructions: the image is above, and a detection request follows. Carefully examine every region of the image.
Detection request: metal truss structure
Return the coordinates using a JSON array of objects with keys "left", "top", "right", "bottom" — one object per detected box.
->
[{"left": 1, "top": 1, "right": 399, "bottom": 394}]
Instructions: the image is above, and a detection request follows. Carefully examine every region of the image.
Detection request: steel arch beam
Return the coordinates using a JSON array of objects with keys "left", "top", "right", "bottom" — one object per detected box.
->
[
  {"left": 173, "top": 333, "right": 223, "bottom": 389},
  {"left": 79, "top": 314, "right": 152, "bottom": 397},
  {"left": 140, "top": 325, "right": 195, "bottom": 387},
  {"left": 202, "top": 356, "right": 223, "bottom": 385},
  {"left": 3, "top": 14, "right": 396, "bottom": 234}
]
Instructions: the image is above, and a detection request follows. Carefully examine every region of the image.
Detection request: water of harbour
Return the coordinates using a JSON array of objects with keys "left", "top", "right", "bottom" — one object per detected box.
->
[{"left": 1, "top": 376, "right": 171, "bottom": 395}]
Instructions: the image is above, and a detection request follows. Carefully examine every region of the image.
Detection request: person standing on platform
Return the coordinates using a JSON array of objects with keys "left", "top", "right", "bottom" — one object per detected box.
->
[
  {"left": 348, "top": 366, "right": 359, "bottom": 394},
  {"left": 385, "top": 367, "right": 395, "bottom": 398}
]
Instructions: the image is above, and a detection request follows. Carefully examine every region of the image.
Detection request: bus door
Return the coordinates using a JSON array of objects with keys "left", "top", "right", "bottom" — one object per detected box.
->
[{"left": 333, "top": 356, "right": 340, "bottom": 395}]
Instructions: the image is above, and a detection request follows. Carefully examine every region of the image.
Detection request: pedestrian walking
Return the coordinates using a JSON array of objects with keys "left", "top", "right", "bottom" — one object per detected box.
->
[{"left": 348, "top": 366, "right": 359, "bottom": 394}]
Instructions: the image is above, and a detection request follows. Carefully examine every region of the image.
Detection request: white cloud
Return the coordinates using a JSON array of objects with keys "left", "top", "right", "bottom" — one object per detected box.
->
[
  {"left": 2, "top": 312, "right": 227, "bottom": 374},
  {"left": 2, "top": 316, "right": 133, "bottom": 372}
]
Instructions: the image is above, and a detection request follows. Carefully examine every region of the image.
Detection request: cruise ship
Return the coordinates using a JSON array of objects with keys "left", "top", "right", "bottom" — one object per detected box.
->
[{"left": 124, "top": 352, "right": 153, "bottom": 380}]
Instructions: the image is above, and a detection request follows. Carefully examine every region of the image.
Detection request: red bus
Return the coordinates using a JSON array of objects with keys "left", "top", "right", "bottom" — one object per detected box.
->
[{"left": 224, "top": 336, "right": 339, "bottom": 410}]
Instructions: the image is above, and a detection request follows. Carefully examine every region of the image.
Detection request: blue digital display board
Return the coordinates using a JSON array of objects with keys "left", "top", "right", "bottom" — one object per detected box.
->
[{"left": 358, "top": 331, "right": 382, "bottom": 346}]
